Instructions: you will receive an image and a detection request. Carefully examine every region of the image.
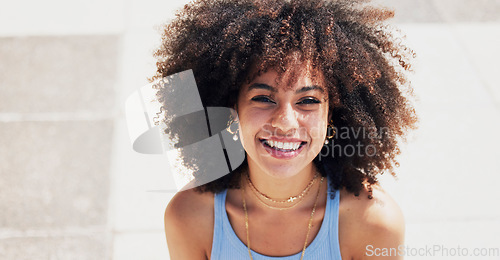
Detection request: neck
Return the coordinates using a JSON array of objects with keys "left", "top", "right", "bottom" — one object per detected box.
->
[{"left": 244, "top": 160, "right": 318, "bottom": 201}]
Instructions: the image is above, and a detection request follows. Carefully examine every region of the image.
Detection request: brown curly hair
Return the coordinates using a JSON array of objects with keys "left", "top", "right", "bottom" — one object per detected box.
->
[{"left": 153, "top": 0, "right": 417, "bottom": 196}]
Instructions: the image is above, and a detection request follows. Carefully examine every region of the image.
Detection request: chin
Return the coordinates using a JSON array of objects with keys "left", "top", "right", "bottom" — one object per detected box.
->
[{"left": 255, "top": 146, "right": 314, "bottom": 178}]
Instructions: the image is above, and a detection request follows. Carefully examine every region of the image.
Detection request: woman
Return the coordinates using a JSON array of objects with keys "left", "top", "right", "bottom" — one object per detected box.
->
[{"left": 156, "top": 0, "right": 417, "bottom": 259}]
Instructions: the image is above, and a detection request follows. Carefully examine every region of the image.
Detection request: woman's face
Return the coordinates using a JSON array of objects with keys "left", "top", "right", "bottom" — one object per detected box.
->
[{"left": 236, "top": 62, "right": 329, "bottom": 178}]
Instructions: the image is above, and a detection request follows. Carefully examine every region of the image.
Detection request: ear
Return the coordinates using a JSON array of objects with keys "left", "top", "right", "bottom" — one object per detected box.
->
[{"left": 232, "top": 104, "right": 239, "bottom": 119}]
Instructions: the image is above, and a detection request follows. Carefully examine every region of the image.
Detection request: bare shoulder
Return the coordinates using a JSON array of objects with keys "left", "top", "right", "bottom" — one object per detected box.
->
[
  {"left": 339, "top": 184, "right": 405, "bottom": 260},
  {"left": 340, "top": 184, "right": 404, "bottom": 232},
  {"left": 164, "top": 189, "right": 215, "bottom": 260}
]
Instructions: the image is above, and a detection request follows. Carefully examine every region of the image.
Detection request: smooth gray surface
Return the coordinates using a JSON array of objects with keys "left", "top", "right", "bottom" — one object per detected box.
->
[
  {"left": 374, "top": 0, "right": 443, "bottom": 23},
  {"left": 0, "top": 121, "right": 113, "bottom": 229},
  {"left": 375, "top": 0, "right": 500, "bottom": 23},
  {"left": 432, "top": 0, "right": 500, "bottom": 22},
  {"left": 0, "top": 36, "right": 118, "bottom": 113},
  {"left": 0, "top": 235, "right": 108, "bottom": 260}
]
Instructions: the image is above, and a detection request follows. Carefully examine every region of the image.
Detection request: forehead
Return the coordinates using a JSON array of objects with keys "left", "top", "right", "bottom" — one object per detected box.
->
[{"left": 244, "top": 62, "right": 325, "bottom": 92}]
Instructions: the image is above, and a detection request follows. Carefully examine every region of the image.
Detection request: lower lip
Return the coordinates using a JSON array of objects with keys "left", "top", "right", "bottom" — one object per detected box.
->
[{"left": 261, "top": 141, "right": 306, "bottom": 159}]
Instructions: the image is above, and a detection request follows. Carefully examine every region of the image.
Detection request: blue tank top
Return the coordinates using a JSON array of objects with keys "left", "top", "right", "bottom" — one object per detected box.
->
[{"left": 210, "top": 182, "right": 342, "bottom": 260}]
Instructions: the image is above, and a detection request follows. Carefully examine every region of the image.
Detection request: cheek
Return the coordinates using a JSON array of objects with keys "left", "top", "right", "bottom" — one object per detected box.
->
[
  {"left": 238, "top": 109, "right": 269, "bottom": 147},
  {"left": 306, "top": 120, "right": 327, "bottom": 157},
  {"left": 300, "top": 114, "right": 328, "bottom": 142}
]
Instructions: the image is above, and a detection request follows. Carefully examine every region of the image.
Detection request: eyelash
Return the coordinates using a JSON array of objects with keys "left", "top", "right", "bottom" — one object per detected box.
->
[
  {"left": 251, "top": 96, "right": 321, "bottom": 105},
  {"left": 251, "top": 96, "right": 275, "bottom": 104},
  {"left": 298, "top": 98, "right": 321, "bottom": 105}
]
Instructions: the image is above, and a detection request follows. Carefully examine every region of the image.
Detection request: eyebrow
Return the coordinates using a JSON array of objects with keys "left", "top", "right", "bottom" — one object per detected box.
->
[
  {"left": 247, "top": 83, "right": 276, "bottom": 92},
  {"left": 247, "top": 83, "right": 325, "bottom": 94},
  {"left": 295, "top": 85, "right": 325, "bottom": 94}
]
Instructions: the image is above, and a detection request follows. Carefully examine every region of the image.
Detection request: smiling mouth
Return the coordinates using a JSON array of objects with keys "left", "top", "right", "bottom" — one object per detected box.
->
[{"left": 260, "top": 139, "right": 307, "bottom": 152}]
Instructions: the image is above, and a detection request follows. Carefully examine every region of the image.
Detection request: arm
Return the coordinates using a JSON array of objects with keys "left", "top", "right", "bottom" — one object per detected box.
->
[{"left": 164, "top": 190, "right": 214, "bottom": 260}]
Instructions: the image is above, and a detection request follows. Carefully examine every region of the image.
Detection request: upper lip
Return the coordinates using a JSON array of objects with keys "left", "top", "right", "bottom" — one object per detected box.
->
[{"left": 259, "top": 137, "right": 306, "bottom": 143}]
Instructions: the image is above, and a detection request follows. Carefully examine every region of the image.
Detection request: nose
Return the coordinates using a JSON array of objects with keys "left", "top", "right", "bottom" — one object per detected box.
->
[{"left": 271, "top": 103, "right": 299, "bottom": 134}]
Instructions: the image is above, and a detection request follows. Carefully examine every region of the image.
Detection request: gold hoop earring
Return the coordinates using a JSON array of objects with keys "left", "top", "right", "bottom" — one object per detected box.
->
[{"left": 324, "top": 121, "right": 335, "bottom": 145}]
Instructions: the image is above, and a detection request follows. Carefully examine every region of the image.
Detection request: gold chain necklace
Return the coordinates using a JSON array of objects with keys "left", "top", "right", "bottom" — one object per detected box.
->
[
  {"left": 241, "top": 176, "right": 324, "bottom": 260},
  {"left": 245, "top": 173, "right": 319, "bottom": 210},
  {"left": 246, "top": 173, "right": 318, "bottom": 204},
  {"left": 249, "top": 187, "right": 304, "bottom": 211}
]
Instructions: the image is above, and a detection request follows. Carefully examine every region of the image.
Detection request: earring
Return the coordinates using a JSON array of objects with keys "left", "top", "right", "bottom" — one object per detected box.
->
[
  {"left": 324, "top": 120, "right": 335, "bottom": 145},
  {"left": 227, "top": 117, "right": 239, "bottom": 141}
]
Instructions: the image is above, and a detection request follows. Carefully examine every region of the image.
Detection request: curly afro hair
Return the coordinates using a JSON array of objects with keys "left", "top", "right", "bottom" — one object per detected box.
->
[{"left": 153, "top": 0, "right": 418, "bottom": 196}]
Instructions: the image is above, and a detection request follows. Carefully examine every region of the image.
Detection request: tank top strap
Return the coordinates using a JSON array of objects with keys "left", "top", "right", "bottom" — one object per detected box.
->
[
  {"left": 327, "top": 188, "right": 342, "bottom": 260},
  {"left": 211, "top": 189, "right": 227, "bottom": 259}
]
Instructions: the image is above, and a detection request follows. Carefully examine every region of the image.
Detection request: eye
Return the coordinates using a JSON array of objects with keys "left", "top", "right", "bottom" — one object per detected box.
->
[
  {"left": 251, "top": 96, "right": 276, "bottom": 104},
  {"left": 297, "top": 97, "right": 321, "bottom": 105}
]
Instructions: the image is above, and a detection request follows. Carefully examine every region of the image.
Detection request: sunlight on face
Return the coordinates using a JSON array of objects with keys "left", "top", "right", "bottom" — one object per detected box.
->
[{"left": 236, "top": 60, "right": 329, "bottom": 178}]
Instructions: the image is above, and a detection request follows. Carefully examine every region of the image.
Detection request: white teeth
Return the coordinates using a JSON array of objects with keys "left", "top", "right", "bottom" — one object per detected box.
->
[{"left": 265, "top": 140, "right": 302, "bottom": 150}]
